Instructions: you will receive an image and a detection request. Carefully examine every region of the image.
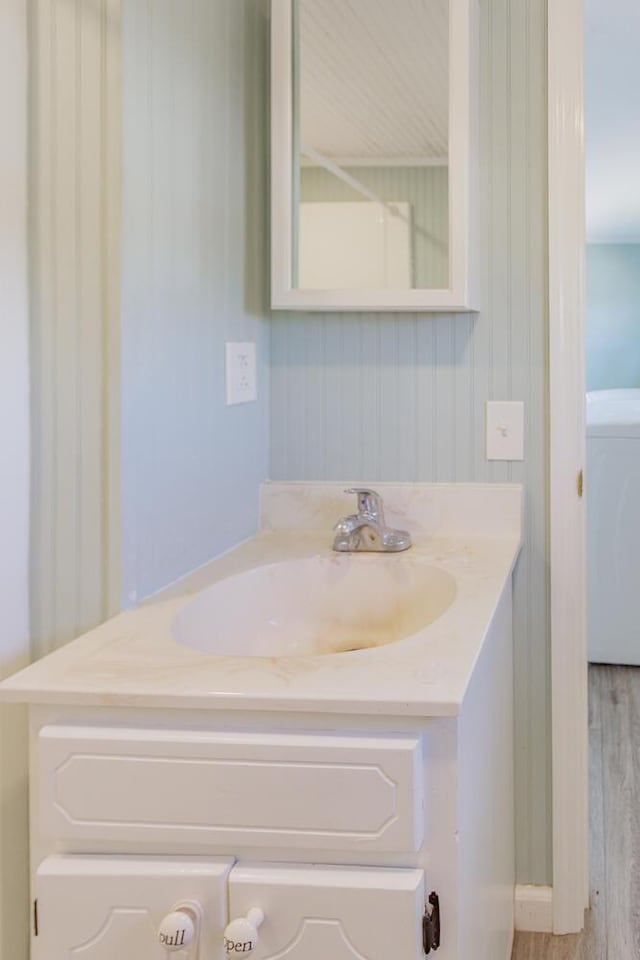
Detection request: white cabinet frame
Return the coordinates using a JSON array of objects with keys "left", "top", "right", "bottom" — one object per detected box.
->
[{"left": 270, "top": 0, "right": 480, "bottom": 313}]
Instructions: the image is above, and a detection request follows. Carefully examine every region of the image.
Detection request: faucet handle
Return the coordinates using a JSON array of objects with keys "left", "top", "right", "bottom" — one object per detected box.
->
[{"left": 344, "top": 488, "right": 384, "bottom": 519}]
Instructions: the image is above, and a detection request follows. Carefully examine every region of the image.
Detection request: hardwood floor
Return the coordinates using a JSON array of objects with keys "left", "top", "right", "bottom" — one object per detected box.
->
[{"left": 512, "top": 665, "right": 640, "bottom": 959}]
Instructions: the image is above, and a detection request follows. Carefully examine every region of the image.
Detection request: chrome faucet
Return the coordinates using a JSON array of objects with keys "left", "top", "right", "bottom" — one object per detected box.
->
[{"left": 332, "top": 488, "right": 412, "bottom": 553}]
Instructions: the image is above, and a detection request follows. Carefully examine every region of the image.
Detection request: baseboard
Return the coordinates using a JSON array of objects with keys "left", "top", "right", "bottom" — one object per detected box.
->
[{"left": 514, "top": 885, "right": 553, "bottom": 933}]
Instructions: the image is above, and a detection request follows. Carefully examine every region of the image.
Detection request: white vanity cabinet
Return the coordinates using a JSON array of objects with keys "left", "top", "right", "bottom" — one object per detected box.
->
[{"left": 31, "top": 721, "right": 437, "bottom": 960}]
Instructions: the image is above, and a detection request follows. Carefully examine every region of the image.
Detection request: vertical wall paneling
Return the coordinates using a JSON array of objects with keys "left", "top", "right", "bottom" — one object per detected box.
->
[
  {"left": 104, "top": 0, "right": 122, "bottom": 618},
  {"left": 0, "top": 1, "right": 30, "bottom": 956},
  {"left": 29, "top": 0, "right": 122, "bottom": 657},
  {"left": 270, "top": 0, "right": 550, "bottom": 885},
  {"left": 120, "top": 0, "right": 270, "bottom": 604}
]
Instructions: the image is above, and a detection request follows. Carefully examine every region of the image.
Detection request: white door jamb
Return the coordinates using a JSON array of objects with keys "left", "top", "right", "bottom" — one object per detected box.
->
[{"left": 548, "top": 0, "right": 589, "bottom": 935}]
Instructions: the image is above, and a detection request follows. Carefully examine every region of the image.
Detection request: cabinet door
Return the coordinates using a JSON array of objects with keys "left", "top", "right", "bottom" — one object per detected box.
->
[
  {"left": 34, "top": 856, "right": 233, "bottom": 960},
  {"left": 229, "top": 863, "right": 425, "bottom": 960}
]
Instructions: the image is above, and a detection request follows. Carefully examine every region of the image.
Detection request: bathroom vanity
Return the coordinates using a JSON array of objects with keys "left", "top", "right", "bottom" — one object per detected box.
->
[{"left": 1, "top": 484, "right": 522, "bottom": 960}]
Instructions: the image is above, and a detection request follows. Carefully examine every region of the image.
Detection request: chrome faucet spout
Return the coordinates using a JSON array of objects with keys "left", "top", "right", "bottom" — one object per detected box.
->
[
  {"left": 332, "top": 489, "right": 411, "bottom": 553},
  {"left": 343, "top": 488, "right": 385, "bottom": 522}
]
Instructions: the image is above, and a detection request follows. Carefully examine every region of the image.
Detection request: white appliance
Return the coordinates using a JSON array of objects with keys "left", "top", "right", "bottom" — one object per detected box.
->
[{"left": 588, "top": 388, "right": 640, "bottom": 663}]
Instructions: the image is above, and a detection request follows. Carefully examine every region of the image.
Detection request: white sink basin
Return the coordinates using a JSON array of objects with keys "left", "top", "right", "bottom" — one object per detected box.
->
[{"left": 172, "top": 556, "right": 456, "bottom": 657}]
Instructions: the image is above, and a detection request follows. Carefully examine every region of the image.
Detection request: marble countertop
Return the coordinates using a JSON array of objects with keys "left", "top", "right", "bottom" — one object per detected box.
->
[{"left": 0, "top": 483, "right": 523, "bottom": 717}]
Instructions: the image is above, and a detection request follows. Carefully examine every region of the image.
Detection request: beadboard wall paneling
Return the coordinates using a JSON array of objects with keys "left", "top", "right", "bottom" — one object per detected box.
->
[
  {"left": 29, "top": 0, "right": 121, "bottom": 658},
  {"left": 271, "top": 0, "right": 550, "bottom": 885},
  {"left": 120, "top": 0, "right": 270, "bottom": 604},
  {"left": 0, "top": 2, "right": 30, "bottom": 957},
  {"left": 300, "top": 166, "right": 449, "bottom": 288}
]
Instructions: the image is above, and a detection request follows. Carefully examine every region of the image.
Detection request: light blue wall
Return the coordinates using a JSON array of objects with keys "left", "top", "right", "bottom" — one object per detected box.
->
[
  {"left": 121, "top": 0, "right": 270, "bottom": 604},
  {"left": 586, "top": 244, "right": 640, "bottom": 391},
  {"left": 271, "top": 0, "right": 550, "bottom": 885}
]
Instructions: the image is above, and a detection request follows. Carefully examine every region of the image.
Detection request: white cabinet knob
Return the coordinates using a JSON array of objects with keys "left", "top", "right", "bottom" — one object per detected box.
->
[
  {"left": 158, "top": 908, "right": 196, "bottom": 951},
  {"left": 224, "top": 908, "right": 264, "bottom": 955}
]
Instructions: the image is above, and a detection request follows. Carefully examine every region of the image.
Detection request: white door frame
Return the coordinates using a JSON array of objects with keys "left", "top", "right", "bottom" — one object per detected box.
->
[{"left": 548, "top": 0, "right": 589, "bottom": 935}]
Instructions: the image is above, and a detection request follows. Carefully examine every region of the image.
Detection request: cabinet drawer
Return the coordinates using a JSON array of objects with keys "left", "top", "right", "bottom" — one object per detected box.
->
[{"left": 37, "top": 725, "right": 424, "bottom": 853}]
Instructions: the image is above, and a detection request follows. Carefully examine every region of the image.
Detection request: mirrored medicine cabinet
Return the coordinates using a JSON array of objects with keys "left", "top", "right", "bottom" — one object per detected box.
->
[{"left": 270, "top": 0, "right": 479, "bottom": 313}]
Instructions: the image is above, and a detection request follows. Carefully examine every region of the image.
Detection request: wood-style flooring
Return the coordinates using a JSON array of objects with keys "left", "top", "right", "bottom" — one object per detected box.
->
[{"left": 512, "top": 664, "right": 640, "bottom": 959}]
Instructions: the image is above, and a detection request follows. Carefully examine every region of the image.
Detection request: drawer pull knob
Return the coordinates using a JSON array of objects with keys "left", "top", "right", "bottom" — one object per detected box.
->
[
  {"left": 224, "top": 907, "right": 265, "bottom": 955},
  {"left": 158, "top": 901, "right": 202, "bottom": 952}
]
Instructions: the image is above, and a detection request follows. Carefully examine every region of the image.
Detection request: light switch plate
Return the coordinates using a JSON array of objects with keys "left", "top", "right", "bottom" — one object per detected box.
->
[
  {"left": 486, "top": 401, "right": 524, "bottom": 461},
  {"left": 225, "top": 342, "right": 257, "bottom": 405}
]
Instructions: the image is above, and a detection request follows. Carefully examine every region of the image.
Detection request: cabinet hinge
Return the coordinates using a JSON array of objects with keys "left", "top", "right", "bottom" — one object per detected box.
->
[
  {"left": 577, "top": 469, "right": 584, "bottom": 498},
  {"left": 422, "top": 891, "right": 440, "bottom": 954},
  {"left": 33, "top": 899, "right": 38, "bottom": 937}
]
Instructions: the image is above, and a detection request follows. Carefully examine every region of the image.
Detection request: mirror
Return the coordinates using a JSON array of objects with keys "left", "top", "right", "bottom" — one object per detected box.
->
[
  {"left": 271, "top": 0, "right": 479, "bottom": 312},
  {"left": 295, "top": 0, "right": 449, "bottom": 292}
]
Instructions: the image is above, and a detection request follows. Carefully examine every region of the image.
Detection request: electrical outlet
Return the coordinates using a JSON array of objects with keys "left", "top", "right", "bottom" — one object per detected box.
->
[
  {"left": 486, "top": 401, "right": 525, "bottom": 460},
  {"left": 225, "top": 342, "right": 257, "bottom": 405}
]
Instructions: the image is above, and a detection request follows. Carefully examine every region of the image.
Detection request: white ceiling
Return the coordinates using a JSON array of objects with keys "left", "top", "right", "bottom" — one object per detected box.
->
[
  {"left": 585, "top": 0, "right": 640, "bottom": 242},
  {"left": 298, "top": 0, "right": 448, "bottom": 162}
]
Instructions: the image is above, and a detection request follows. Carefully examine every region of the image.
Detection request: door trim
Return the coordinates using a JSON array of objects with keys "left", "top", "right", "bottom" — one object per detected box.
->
[{"left": 548, "top": 0, "right": 589, "bottom": 934}]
